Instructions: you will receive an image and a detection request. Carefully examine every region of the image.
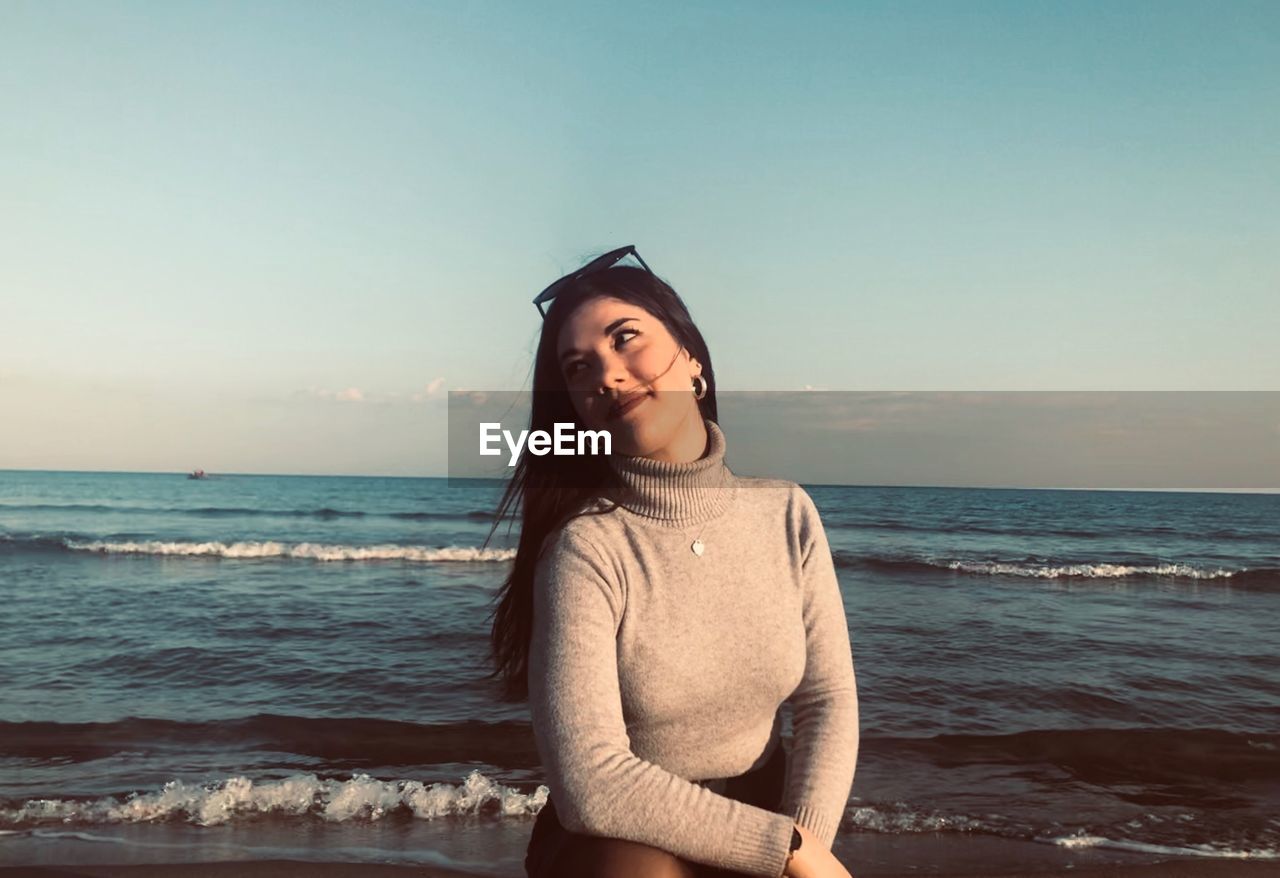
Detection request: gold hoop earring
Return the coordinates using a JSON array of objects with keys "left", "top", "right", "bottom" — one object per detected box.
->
[{"left": 691, "top": 374, "right": 708, "bottom": 400}]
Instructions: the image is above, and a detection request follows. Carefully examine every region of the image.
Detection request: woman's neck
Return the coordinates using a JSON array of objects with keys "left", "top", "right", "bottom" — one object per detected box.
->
[
  {"left": 639, "top": 410, "right": 710, "bottom": 465},
  {"left": 605, "top": 416, "right": 737, "bottom": 523}
]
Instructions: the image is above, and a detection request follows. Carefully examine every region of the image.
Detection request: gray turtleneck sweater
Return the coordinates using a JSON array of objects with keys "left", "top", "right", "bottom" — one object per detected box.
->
[{"left": 527, "top": 417, "right": 859, "bottom": 877}]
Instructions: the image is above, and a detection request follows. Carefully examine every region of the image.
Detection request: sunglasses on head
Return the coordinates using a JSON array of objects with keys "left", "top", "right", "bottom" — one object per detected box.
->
[{"left": 532, "top": 245, "right": 654, "bottom": 319}]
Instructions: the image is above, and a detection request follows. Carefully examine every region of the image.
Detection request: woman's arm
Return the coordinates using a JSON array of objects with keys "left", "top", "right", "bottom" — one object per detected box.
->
[
  {"left": 529, "top": 529, "right": 798, "bottom": 878},
  {"left": 779, "top": 488, "right": 860, "bottom": 849}
]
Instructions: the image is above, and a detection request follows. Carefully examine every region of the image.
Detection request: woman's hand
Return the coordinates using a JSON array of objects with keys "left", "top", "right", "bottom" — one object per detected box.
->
[{"left": 783, "top": 823, "right": 853, "bottom": 878}]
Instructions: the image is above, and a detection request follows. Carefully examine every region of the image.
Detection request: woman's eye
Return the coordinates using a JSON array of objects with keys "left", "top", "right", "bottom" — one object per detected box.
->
[{"left": 564, "top": 331, "right": 640, "bottom": 376}]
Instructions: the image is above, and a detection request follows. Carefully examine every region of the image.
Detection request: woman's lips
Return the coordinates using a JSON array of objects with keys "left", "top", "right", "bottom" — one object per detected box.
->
[{"left": 608, "top": 392, "right": 649, "bottom": 420}]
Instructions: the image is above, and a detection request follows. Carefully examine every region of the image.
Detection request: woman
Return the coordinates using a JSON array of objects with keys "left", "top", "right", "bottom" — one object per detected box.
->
[{"left": 484, "top": 247, "right": 859, "bottom": 878}]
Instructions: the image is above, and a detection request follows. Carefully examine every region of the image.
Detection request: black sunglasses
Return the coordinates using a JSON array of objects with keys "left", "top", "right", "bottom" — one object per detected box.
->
[{"left": 532, "top": 245, "right": 654, "bottom": 319}]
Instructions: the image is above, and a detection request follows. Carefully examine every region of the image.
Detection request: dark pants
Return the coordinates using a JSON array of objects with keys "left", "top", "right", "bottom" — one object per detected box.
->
[{"left": 525, "top": 743, "right": 788, "bottom": 878}]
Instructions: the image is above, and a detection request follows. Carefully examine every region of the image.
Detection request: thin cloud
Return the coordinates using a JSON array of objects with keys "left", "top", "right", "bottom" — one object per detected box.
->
[
  {"left": 299, "top": 381, "right": 451, "bottom": 405},
  {"left": 410, "top": 377, "right": 448, "bottom": 403},
  {"left": 296, "top": 386, "right": 366, "bottom": 403}
]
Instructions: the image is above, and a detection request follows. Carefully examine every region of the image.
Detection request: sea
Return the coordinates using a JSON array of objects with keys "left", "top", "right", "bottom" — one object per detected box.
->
[{"left": 1, "top": 470, "right": 1277, "bottom": 874}]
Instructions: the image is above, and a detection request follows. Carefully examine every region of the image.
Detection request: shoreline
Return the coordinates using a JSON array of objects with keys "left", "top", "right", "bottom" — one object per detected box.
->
[
  {"left": 3, "top": 858, "right": 1278, "bottom": 878},
  {"left": 2, "top": 827, "right": 1274, "bottom": 878}
]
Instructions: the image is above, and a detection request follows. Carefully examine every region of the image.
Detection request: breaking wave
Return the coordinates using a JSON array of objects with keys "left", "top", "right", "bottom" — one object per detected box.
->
[
  {"left": 841, "top": 552, "right": 1280, "bottom": 588},
  {"left": 65, "top": 539, "right": 515, "bottom": 563},
  {"left": 0, "top": 770, "right": 540, "bottom": 828}
]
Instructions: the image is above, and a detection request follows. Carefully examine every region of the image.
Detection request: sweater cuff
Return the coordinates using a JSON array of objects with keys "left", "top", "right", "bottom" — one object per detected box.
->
[
  {"left": 792, "top": 803, "right": 841, "bottom": 849},
  {"left": 727, "top": 809, "right": 797, "bottom": 877}
]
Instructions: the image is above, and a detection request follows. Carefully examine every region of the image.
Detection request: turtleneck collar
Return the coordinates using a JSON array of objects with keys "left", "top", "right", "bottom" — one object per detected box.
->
[{"left": 605, "top": 416, "right": 738, "bottom": 524}]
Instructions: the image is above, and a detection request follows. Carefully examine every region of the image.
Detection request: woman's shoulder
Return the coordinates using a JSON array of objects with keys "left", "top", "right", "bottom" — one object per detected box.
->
[{"left": 536, "top": 499, "right": 627, "bottom": 559}]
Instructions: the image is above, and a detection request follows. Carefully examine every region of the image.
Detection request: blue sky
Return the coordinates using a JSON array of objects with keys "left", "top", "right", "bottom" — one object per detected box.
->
[{"left": 2, "top": 1, "right": 1277, "bottom": 476}]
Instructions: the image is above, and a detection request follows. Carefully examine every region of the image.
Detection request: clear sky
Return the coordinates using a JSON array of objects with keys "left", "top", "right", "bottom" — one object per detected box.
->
[{"left": 2, "top": 1, "right": 1277, "bottom": 477}]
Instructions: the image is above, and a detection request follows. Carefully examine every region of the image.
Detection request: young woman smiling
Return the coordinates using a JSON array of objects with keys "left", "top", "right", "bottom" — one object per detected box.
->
[{"left": 485, "top": 247, "right": 859, "bottom": 878}]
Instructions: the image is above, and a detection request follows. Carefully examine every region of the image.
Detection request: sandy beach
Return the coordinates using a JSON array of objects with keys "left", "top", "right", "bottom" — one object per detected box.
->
[{"left": 3, "top": 856, "right": 1279, "bottom": 878}]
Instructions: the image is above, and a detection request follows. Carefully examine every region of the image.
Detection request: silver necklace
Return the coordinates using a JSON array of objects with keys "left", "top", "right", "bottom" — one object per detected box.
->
[{"left": 688, "top": 466, "right": 730, "bottom": 557}]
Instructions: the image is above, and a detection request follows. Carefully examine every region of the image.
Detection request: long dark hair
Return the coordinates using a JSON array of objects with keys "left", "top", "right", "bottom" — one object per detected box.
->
[{"left": 482, "top": 261, "right": 719, "bottom": 703}]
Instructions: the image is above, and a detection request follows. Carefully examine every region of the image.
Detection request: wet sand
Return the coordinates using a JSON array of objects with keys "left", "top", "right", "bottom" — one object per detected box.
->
[{"left": 2, "top": 857, "right": 1278, "bottom": 878}]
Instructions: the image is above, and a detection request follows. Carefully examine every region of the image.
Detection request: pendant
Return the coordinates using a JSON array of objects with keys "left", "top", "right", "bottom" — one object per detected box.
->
[{"left": 691, "top": 539, "right": 705, "bottom": 557}]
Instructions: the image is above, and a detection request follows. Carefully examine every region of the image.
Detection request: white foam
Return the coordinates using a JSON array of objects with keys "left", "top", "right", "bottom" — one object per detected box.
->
[
  {"left": 63, "top": 539, "right": 516, "bottom": 563},
  {"left": 845, "top": 803, "right": 986, "bottom": 833},
  {"left": 1048, "top": 830, "right": 1278, "bottom": 860},
  {"left": 845, "top": 806, "right": 1279, "bottom": 861},
  {"left": 944, "top": 560, "right": 1239, "bottom": 579},
  {"left": 0, "top": 771, "right": 544, "bottom": 828},
  {"left": 1053, "top": 833, "right": 1110, "bottom": 849}
]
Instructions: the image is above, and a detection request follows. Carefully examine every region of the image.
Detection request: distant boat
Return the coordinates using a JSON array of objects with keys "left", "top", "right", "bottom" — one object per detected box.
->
[{"left": 188, "top": 469, "right": 208, "bottom": 480}]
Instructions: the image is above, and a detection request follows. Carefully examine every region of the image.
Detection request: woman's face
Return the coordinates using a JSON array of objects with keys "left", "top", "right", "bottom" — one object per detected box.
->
[{"left": 555, "top": 296, "right": 703, "bottom": 457}]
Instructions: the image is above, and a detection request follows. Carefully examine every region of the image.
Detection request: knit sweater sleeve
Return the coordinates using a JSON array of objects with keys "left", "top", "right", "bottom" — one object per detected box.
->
[
  {"left": 779, "top": 487, "right": 860, "bottom": 849},
  {"left": 528, "top": 529, "right": 798, "bottom": 878}
]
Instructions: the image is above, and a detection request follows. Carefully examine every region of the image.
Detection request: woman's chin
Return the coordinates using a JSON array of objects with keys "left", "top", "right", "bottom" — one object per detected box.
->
[{"left": 605, "top": 417, "right": 663, "bottom": 457}]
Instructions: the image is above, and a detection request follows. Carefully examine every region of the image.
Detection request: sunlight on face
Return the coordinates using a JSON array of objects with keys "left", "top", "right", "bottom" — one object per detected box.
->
[{"left": 556, "top": 296, "right": 702, "bottom": 457}]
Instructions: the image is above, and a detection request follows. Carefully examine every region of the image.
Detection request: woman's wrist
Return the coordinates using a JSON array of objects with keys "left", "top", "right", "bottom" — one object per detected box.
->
[{"left": 782, "top": 823, "right": 803, "bottom": 875}]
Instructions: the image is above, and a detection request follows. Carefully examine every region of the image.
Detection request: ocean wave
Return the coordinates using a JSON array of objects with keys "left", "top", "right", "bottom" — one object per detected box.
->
[
  {"left": 2, "top": 719, "right": 1276, "bottom": 856},
  {"left": 843, "top": 803, "right": 1277, "bottom": 858},
  {"left": 944, "top": 560, "right": 1239, "bottom": 579},
  {"left": 6, "top": 717, "right": 1275, "bottom": 787},
  {"left": 1049, "top": 830, "right": 1279, "bottom": 860},
  {"left": 845, "top": 801, "right": 990, "bottom": 834},
  {"left": 882, "top": 727, "right": 1280, "bottom": 787},
  {"left": 0, "top": 770, "right": 541, "bottom": 828},
  {"left": 5, "top": 773, "right": 1273, "bottom": 859},
  {"left": 0, "top": 502, "right": 495, "bottom": 521},
  {"left": 843, "top": 553, "right": 1280, "bottom": 587},
  {"left": 829, "top": 518, "right": 1280, "bottom": 543},
  {"left": 60, "top": 539, "right": 515, "bottom": 562},
  {"left": 0, "top": 533, "right": 516, "bottom": 563},
  {"left": 0, "top": 715, "right": 534, "bottom": 766}
]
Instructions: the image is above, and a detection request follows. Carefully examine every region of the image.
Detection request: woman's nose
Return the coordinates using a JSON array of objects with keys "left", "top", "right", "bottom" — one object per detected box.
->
[{"left": 592, "top": 351, "right": 632, "bottom": 390}]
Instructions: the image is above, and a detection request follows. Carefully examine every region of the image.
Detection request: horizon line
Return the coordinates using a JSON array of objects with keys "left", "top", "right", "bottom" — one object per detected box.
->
[{"left": 1, "top": 467, "right": 1277, "bottom": 496}]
